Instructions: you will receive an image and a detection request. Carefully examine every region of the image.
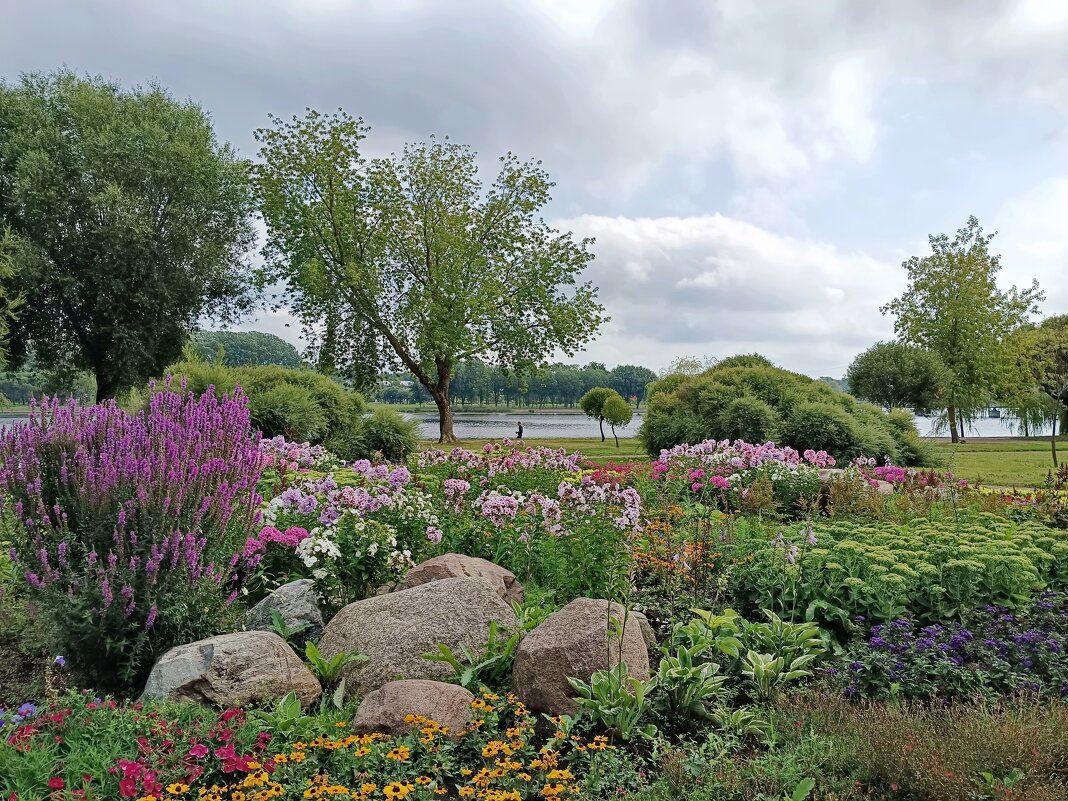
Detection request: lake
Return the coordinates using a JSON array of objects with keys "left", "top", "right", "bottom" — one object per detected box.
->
[{"left": 407, "top": 411, "right": 1056, "bottom": 441}]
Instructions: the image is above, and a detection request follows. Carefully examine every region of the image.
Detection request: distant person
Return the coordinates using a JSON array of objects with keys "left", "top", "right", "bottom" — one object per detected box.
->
[{"left": 516, "top": 421, "right": 524, "bottom": 440}]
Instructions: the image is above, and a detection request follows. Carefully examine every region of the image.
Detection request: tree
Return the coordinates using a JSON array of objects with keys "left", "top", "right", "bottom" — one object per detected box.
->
[
  {"left": 881, "top": 216, "right": 1043, "bottom": 442},
  {"left": 601, "top": 392, "right": 633, "bottom": 447},
  {"left": 1024, "top": 315, "right": 1068, "bottom": 427},
  {"left": 661, "top": 355, "right": 716, "bottom": 377},
  {"left": 192, "top": 330, "right": 302, "bottom": 368},
  {"left": 580, "top": 386, "right": 622, "bottom": 442},
  {"left": 0, "top": 71, "right": 256, "bottom": 400},
  {"left": 0, "top": 229, "right": 23, "bottom": 366},
  {"left": 846, "top": 341, "right": 951, "bottom": 413},
  {"left": 254, "top": 110, "right": 605, "bottom": 442},
  {"left": 610, "top": 364, "right": 658, "bottom": 408}
]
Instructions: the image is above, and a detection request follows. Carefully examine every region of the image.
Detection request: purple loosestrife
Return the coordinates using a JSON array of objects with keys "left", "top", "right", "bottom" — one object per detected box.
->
[{"left": 0, "top": 383, "right": 265, "bottom": 690}]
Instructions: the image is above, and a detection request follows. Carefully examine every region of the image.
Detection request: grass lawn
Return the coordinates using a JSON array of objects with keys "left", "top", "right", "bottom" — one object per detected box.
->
[
  {"left": 930, "top": 438, "right": 1065, "bottom": 487},
  {"left": 419, "top": 436, "right": 647, "bottom": 462}
]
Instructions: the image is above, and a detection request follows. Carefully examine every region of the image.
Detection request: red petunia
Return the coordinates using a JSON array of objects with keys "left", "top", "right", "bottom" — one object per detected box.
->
[{"left": 47, "top": 778, "right": 65, "bottom": 790}]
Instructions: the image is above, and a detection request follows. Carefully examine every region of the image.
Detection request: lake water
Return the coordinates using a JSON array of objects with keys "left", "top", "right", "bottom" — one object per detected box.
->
[{"left": 408, "top": 411, "right": 1056, "bottom": 441}]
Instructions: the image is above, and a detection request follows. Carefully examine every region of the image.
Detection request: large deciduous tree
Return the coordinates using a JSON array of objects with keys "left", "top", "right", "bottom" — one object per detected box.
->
[
  {"left": 0, "top": 71, "right": 256, "bottom": 400},
  {"left": 193, "top": 330, "right": 303, "bottom": 368},
  {"left": 609, "top": 364, "right": 657, "bottom": 408},
  {"left": 881, "top": 216, "right": 1042, "bottom": 442},
  {"left": 253, "top": 110, "right": 605, "bottom": 442},
  {"left": 846, "top": 341, "right": 950, "bottom": 413}
]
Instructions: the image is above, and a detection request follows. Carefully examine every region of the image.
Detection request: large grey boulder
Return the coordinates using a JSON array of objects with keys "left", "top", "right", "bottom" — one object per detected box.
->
[
  {"left": 398, "top": 553, "right": 524, "bottom": 604},
  {"left": 245, "top": 579, "right": 324, "bottom": 642},
  {"left": 316, "top": 576, "right": 517, "bottom": 696},
  {"left": 512, "top": 597, "right": 650, "bottom": 715},
  {"left": 141, "top": 631, "right": 321, "bottom": 707},
  {"left": 353, "top": 680, "right": 473, "bottom": 739}
]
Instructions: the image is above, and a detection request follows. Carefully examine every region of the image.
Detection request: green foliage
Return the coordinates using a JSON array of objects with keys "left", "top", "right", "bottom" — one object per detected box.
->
[
  {"left": 250, "top": 383, "right": 330, "bottom": 441},
  {"left": 248, "top": 691, "right": 319, "bottom": 738},
  {"left": 640, "top": 359, "right": 926, "bottom": 464},
  {"left": 847, "top": 340, "right": 951, "bottom": 413},
  {"left": 421, "top": 620, "right": 520, "bottom": 693},
  {"left": 340, "top": 407, "right": 419, "bottom": 461},
  {"left": 581, "top": 386, "right": 627, "bottom": 443},
  {"left": 720, "top": 396, "right": 782, "bottom": 443},
  {"left": 568, "top": 661, "right": 658, "bottom": 742},
  {"left": 165, "top": 361, "right": 364, "bottom": 445},
  {"left": 609, "top": 364, "right": 659, "bottom": 407},
  {"left": 253, "top": 110, "right": 605, "bottom": 441},
  {"left": 268, "top": 609, "right": 311, "bottom": 647},
  {"left": 193, "top": 330, "right": 302, "bottom": 368},
  {"left": 303, "top": 640, "right": 367, "bottom": 685},
  {"left": 882, "top": 215, "right": 1044, "bottom": 440},
  {"left": 601, "top": 393, "right": 634, "bottom": 447},
  {"left": 781, "top": 402, "right": 862, "bottom": 460},
  {"left": 654, "top": 643, "right": 727, "bottom": 721},
  {"left": 715, "top": 353, "right": 775, "bottom": 370},
  {"left": 0, "top": 70, "right": 256, "bottom": 400},
  {"left": 726, "top": 515, "right": 1068, "bottom": 628},
  {"left": 0, "top": 229, "right": 23, "bottom": 366}
]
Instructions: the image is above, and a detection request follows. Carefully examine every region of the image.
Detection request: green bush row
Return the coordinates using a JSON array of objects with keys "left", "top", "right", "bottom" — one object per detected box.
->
[{"left": 640, "top": 359, "right": 935, "bottom": 466}]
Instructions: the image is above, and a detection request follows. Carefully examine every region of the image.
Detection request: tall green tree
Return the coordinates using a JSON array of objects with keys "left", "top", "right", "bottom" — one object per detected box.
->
[
  {"left": 846, "top": 341, "right": 951, "bottom": 413},
  {"left": 192, "top": 330, "right": 302, "bottom": 368},
  {"left": 600, "top": 392, "right": 633, "bottom": 447},
  {"left": 253, "top": 110, "right": 605, "bottom": 442},
  {"left": 0, "top": 229, "right": 23, "bottom": 366},
  {"left": 881, "top": 216, "right": 1043, "bottom": 442},
  {"left": 0, "top": 70, "right": 256, "bottom": 400},
  {"left": 580, "top": 386, "right": 623, "bottom": 443},
  {"left": 609, "top": 364, "right": 657, "bottom": 408}
]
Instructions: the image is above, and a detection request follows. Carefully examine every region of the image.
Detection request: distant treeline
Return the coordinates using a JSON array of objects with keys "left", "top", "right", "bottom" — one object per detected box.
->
[{"left": 375, "top": 361, "right": 658, "bottom": 408}]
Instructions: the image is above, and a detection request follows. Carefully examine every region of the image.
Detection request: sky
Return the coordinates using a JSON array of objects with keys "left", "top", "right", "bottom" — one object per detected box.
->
[{"left": 3, "top": 0, "right": 1067, "bottom": 378}]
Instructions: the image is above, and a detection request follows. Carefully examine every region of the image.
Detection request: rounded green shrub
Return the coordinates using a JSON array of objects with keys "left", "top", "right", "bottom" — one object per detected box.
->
[
  {"left": 780, "top": 402, "right": 862, "bottom": 460},
  {"left": 719, "top": 396, "right": 781, "bottom": 443},
  {"left": 348, "top": 408, "right": 419, "bottom": 461},
  {"left": 248, "top": 383, "right": 329, "bottom": 441}
]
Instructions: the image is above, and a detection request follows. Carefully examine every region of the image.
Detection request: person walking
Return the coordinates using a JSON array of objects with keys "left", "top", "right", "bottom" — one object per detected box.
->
[{"left": 516, "top": 421, "right": 524, "bottom": 440}]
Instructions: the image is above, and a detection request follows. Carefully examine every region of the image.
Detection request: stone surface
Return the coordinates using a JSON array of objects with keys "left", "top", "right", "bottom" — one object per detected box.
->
[
  {"left": 398, "top": 553, "right": 524, "bottom": 604},
  {"left": 631, "top": 610, "right": 658, "bottom": 652},
  {"left": 245, "top": 579, "right": 324, "bottom": 642},
  {"left": 353, "top": 680, "right": 474, "bottom": 739},
  {"left": 140, "top": 631, "right": 321, "bottom": 707},
  {"left": 512, "top": 597, "right": 651, "bottom": 715},
  {"left": 316, "top": 576, "right": 517, "bottom": 695}
]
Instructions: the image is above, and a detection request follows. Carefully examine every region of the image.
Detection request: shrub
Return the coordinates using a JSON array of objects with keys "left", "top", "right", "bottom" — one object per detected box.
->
[
  {"left": 249, "top": 382, "right": 330, "bottom": 441},
  {"left": 601, "top": 393, "right": 634, "bottom": 446},
  {"left": 163, "top": 361, "right": 364, "bottom": 446},
  {"left": 719, "top": 397, "right": 781, "bottom": 443},
  {"left": 346, "top": 407, "right": 419, "bottom": 461},
  {"left": 780, "top": 402, "right": 862, "bottom": 462},
  {"left": 641, "top": 358, "right": 926, "bottom": 465},
  {"left": 0, "top": 386, "right": 264, "bottom": 690}
]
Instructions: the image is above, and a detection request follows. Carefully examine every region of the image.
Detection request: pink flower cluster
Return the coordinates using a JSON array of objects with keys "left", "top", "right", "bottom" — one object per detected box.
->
[
  {"left": 654, "top": 439, "right": 835, "bottom": 472},
  {"left": 416, "top": 444, "right": 583, "bottom": 477},
  {"left": 259, "top": 436, "right": 333, "bottom": 471},
  {"left": 244, "top": 525, "right": 310, "bottom": 556}
]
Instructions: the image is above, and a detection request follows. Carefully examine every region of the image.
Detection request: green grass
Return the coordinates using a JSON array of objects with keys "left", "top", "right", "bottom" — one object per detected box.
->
[
  {"left": 419, "top": 436, "right": 647, "bottom": 462},
  {"left": 930, "top": 438, "right": 1065, "bottom": 487}
]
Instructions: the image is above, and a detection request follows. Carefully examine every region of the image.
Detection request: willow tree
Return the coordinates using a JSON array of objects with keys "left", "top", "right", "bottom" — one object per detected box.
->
[{"left": 254, "top": 110, "right": 605, "bottom": 441}]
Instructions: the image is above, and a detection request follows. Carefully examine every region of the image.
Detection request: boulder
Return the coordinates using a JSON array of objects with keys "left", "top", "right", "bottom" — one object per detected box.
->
[
  {"left": 512, "top": 597, "right": 651, "bottom": 715},
  {"left": 140, "top": 631, "right": 321, "bottom": 707},
  {"left": 398, "top": 553, "right": 524, "bottom": 604},
  {"left": 353, "top": 680, "right": 473, "bottom": 739},
  {"left": 316, "top": 576, "right": 517, "bottom": 695},
  {"left": 631, "top": 610, "right": 658, "bottom": 652},
  {"left": 245, "top": 579, "right": 324, "bottom": 642}
]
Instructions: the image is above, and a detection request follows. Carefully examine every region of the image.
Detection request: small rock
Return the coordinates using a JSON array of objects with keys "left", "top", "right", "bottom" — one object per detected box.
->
[
  {"left": 353, "top": 680, "right": 474, "bottom": 739},
  {"left": 245, "top": 579, "right": 323, "bottom": 642},
  {"left": 631, "top": 610, "right": 658, "bottom": 652},
  {"left": 316, "top": 576, "right": 517, "bottom": 696},
  {"left": 512, "top": 597, "right": 651, "bottom": 715},
  {"left": 140, "top": 631, "right": 321, "bottom": 707},
  {"left": 398, "top": 553, "right": 524, "bottom": 604}
]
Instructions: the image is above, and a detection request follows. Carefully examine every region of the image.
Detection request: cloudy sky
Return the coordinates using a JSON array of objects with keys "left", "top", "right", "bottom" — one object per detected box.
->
[{"left": 3, "top": 0, "right": 1067, "bottom": 378}]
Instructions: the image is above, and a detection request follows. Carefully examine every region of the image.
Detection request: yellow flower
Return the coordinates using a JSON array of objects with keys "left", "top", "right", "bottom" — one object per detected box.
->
[
  {"left": 415, "top": 777, "right": 432, "bottom": 785},
  {"left": 386, "top": 745, "right": 411, "bottom": 761},
  {"left": 540, "top": 783, "right": 566, "bottom": 798},
  {"left": 167, "top": 784, "right": 191, "bottom": 795},
  {"left": 382, "top": 782, "right": 413, "bottom": 800},
  {"left": 547, "top": 769, "right": 574, "bottom": 781},
  {"left": 335, "top": 721, "right": 348, "bottom": 728},
  {"left": 272, "top": 753, "right": 289, "bottom": 764},
  {"left": 458, "top": 789, "right": 475, "bottom": 798}
]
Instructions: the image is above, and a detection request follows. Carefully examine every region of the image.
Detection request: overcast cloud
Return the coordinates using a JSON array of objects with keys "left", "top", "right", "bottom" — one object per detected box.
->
[{"left": 3, "top": 0, "right": 1066, "bottom": 377}]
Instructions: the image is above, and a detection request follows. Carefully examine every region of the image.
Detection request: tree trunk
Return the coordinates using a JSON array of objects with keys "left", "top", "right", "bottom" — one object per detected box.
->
[
  {"left": 1053, "top": 415, "right": 1060, "bottom": 468},
  {"left": 947, "top": 404, "right": 960, "bottom": 443},
  {"left": 430, "top": 388, "right": 458, "bottom": 443},
  {"left": 598, "top": 416, "right": 605, "bottom": 442},
  {"left": 95, "top": 372, "right": 118, "bottom": 403},
  {"left": 611, "top": 424, "right": 619, "bottom": 447}
]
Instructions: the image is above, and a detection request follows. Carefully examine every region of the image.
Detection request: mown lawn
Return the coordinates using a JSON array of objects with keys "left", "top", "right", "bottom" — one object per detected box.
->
[
  {"left": 419, "top": 436, "right": 647, "bottom": 462},
  {"left": 930, "top": 438, "right": 1065, "bottom": 487}
]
